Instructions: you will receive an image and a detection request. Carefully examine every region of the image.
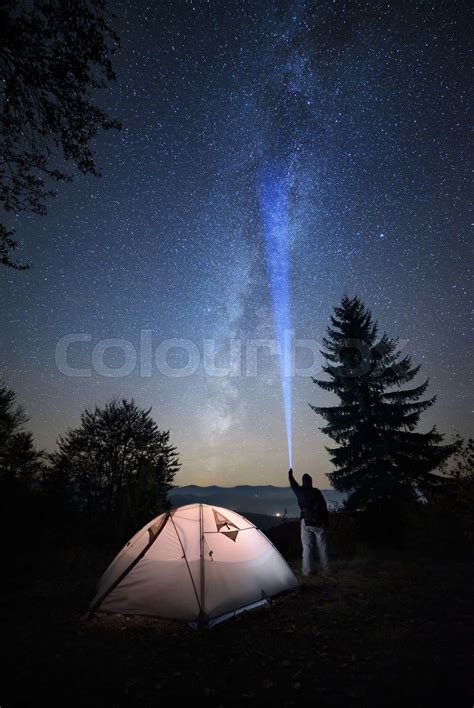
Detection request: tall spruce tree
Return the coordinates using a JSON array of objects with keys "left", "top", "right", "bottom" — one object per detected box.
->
[{"left": 311, "top": 296, "right": 457, "bottom": 512}]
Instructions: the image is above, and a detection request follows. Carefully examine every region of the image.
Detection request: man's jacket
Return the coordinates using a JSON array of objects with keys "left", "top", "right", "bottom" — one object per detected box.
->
[{"left": 289, "top": 470, "right": 329, "bottom": 527}]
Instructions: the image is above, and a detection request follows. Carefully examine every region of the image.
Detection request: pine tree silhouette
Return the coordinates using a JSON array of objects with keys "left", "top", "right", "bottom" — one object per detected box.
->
[{"left": 311, "top": 296, "right": 457, "bottom": 512}]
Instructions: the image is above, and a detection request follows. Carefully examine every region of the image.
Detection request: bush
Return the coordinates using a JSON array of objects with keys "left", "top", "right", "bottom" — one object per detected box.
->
[{"left": 407, "top": 480, "right": 474, "bottom": 560}]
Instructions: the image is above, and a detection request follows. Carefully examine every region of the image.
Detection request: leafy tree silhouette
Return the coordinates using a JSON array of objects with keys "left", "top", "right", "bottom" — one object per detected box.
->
[
  {"left": 0, "top": 382, "right": 44, "bottom": 483},
  {"left": 49, "top": 399, "right": 180, "bottom": 536},
  {"left": 0, "top": 0, "right": 120, "bottom": 268}
]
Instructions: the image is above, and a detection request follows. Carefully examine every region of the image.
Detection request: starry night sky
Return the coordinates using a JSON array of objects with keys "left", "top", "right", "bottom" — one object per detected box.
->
[{"left": 0, "top": 0, "right": 471, "bottom": 486}]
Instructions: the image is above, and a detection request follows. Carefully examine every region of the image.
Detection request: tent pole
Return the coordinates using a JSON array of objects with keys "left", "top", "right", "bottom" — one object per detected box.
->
[
  {"left": 89, "top": 512, "right": 170, "bottom": 613},
  {"left": 169, "top": 511, "right": 201, "bottom": 613},
  {"left": 200, "top": 503, "right": 205, "bottom": 612}
]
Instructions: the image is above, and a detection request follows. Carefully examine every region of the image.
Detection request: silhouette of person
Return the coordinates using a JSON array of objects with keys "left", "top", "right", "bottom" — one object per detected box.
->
[{"left": 288, "top": 468, "right": 329, "bottom": 576}]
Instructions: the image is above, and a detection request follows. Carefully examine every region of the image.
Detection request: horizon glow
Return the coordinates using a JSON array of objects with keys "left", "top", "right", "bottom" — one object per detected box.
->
[{"left": 259, "top": 163, "right": 293, "bottom": 468}]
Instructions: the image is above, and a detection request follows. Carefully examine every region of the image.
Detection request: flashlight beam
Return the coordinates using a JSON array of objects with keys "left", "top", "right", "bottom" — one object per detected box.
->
[{"left": 259, "top": 164, "right": 293, "bottom": 467}]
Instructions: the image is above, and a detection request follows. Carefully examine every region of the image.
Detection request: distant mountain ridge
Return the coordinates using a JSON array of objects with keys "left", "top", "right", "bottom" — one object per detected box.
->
[{"left": 169, "top": 485, "right": 345, "bottom": 518}]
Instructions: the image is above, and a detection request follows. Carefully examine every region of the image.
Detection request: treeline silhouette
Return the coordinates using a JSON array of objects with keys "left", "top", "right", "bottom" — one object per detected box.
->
[{"left": 1, "top": 297, "right": 472, "bottom": 557}]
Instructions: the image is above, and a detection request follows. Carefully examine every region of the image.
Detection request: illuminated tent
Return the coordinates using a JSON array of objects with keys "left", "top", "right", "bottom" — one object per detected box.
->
[{"left": 90, "top": 503, "right": 298, "bottom": 628}]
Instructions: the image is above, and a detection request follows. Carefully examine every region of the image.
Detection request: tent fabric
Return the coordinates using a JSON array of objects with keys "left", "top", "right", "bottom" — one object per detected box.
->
[{"left": 90, "top": 503, "right": 298, "bottom": 627}]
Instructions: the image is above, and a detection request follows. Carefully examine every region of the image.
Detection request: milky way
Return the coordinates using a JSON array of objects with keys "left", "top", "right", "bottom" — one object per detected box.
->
[{"left": 0, "top": 0, "right": 471, "bottom": 486}]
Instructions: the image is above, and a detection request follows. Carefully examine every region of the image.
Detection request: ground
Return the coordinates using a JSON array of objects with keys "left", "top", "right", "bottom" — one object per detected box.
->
[{"left": 3, "top": 538, "right": 472, "bottom": 707}]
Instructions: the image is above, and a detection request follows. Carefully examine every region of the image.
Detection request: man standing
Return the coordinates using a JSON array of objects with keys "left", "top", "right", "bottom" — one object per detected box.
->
[{"left": 288, "top": 468, "right": 329, "bottom": 576}]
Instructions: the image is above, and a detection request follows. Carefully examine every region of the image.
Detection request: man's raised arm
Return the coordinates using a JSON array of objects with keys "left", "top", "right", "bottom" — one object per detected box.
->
[{"left": 288, "top": 468, "right": 299, "bottom": 491}]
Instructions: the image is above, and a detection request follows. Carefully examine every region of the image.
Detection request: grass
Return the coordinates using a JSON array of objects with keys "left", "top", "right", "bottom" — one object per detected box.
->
[{"left": 3, "top": 531, "right": 472, "bottom": 707}]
